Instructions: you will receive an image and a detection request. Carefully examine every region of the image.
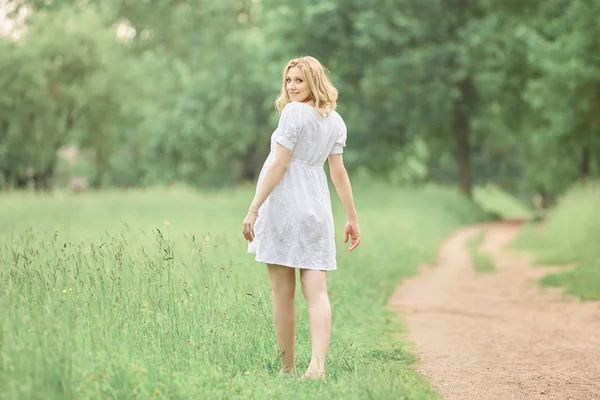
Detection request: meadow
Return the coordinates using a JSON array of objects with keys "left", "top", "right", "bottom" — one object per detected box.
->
[
  {"left": 0, "top": 184, "right": 486, "bottom": 399},
  {"left": 514, "top": 181, "right": 600, "bottom": 301}
]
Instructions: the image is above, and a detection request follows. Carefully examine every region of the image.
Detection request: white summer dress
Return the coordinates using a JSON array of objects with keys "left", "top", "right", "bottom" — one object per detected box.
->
[{"left": 247, "top": 101, "right": 347, "bottom": 271}]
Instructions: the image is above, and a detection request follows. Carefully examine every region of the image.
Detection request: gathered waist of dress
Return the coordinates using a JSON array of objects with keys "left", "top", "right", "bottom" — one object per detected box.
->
[{"left": 288, "top": 158, "right": 324, "bottom": 169}]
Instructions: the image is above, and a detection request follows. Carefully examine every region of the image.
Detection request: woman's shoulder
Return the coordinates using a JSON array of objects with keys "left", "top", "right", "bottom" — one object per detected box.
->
[
  {"left": 280, "top": 102, "right": 344, "bottom": 127},
  {"left": 280, "top": 102, "right": 316, "bottom": 126},
  {"left": 282, "top": 101, "right": 309, "bottom": 115},
  {"left": 329, "top": 109, "right": 343, "bottom": 120},
  {"left": 328, "top": 109, "right": 346, "bottom": 129}
]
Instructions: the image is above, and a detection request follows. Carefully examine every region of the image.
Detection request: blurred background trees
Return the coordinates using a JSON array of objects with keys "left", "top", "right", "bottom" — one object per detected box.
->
[{"left": 0, "top": 0, "right": 598, "bottom": 202}]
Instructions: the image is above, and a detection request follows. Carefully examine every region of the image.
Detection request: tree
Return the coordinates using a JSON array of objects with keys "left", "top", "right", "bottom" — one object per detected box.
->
[
  {"left": 519, "top": 0, "right": 600, "bottom": 184},
  {"left": 0, "top": 7, "right": 140, "bottom": 189}
]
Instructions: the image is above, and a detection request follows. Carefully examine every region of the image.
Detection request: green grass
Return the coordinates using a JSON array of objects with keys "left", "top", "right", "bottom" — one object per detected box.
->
[
  {"left": 466, "top": 231, "right": 495, "bottom": 273},
  {"left": 0, "top": 184, "right": 484, "bottom": 399},
  {"left": 473, "top": 184, "right": 533, "bottom": 221},
  {"left": 513, "top": 181, "right": 600, "bottom": 300}
]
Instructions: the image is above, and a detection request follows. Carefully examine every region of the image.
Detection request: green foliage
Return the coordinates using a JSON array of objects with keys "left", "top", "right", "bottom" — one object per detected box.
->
[
  {"left": 0, "top": 185, "right": 483, "bottom": 399},
  {"left": 388, "top": 138, "right": 430, "bottom": 185},
  {"left": 513, "top": 181, "right": 600, "bottom": 300},
  {"left": 1, "top": 0, "right": 599, "bottom": 194},
  {"left": 473, "top": 184, "right": 533, "bottom": 221},
  {"left": 0, "top": 7, "right": 138, "bottom": 188},
  {"left": 512, "top": 0, "right": 600, "bottom": 194}
]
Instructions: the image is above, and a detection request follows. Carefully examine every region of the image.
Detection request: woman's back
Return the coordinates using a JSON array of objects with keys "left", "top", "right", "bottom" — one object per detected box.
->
[{"left": 272, "top": 102, "right": 347, "bottom": 167}]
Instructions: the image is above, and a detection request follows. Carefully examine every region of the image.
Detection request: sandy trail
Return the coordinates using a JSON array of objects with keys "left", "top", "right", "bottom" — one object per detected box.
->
[{"left": 389, "top": 222, "right": 600, "bottom": 400}]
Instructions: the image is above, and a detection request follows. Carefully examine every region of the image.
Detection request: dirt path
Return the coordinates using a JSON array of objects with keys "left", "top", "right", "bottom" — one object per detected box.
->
[{"left": 389, "top": 222, "right": 600, "bottom": 400}]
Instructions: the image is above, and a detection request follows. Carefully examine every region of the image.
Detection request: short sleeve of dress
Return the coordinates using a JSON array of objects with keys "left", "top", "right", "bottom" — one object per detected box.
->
[
  {"left": 329, "top": 117, "right": 347, "bottom": 155},
  {"left": 274, "top": 102, "right": 302, "bottom": 151}
]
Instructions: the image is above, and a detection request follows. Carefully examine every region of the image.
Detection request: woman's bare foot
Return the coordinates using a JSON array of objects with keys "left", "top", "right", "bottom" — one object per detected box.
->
[
  {"left": 298, "top": 370, "right": 326, "bottom": 382},
  {"left": 279, "top": 367, "right": 297, "bottom": 377}
]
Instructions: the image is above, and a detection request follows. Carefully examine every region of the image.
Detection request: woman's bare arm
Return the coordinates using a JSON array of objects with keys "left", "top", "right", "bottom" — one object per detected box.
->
[
  {"left": 328, "top": 153, "right": 360, "bottom": 250},
  {"left": 243, "top": 144, "right": 291, "bottom": 242},
  {"left": 248, "top": 144, "right": 292, "bottom": 212},
  {"left": 328, "top": 154, "right": 357, "bottom": 220}
]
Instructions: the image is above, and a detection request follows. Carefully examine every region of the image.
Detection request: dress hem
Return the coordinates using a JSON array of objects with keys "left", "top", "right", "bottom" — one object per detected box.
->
[{"left": 251, "top": 254, "right": 337, "bottom": 271}]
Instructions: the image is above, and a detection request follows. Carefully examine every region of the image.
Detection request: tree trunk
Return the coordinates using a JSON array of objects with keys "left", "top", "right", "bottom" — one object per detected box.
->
[
  {"left": 33, "top": 168, "right": 54, "bottom": 191},
  {"left": 240, "top": 144, "right": 259, "bottom": 182},
  {"left": 92, "top": 147, "right": 105, "bottom": 189},
  {"left": 454, "top": 79, "right": 473, "bottom": 197},
  {"left": 452, "top": 0, "right": 473, "bottom": 197},
  {"left": 15, "top": 176, "right": 28, "bottom": 189},
  {"left": 580, "top": 145, "right": 590, "bottom": 181}
]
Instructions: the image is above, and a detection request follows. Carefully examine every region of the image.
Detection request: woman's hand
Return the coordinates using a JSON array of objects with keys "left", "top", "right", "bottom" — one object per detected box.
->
[
  {"left": 242, "top": 210, "right": 258, "bottom": 242},
  {"left": 344, "top": 220, "right": 361, "bottom": 251}
]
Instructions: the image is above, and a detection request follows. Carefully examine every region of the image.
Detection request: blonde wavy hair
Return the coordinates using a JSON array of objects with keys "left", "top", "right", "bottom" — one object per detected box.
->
[{"left": 275, "top": 56, "right": 338, "bottom": 117}]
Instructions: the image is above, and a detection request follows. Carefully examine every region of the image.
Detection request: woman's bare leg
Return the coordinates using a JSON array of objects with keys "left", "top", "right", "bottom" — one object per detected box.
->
[
  {"left": 267, "top": 264, "right": 297, "bottom": 375},
  {"left": 299, "top": 268, "right": 331, "bottom": 380}
]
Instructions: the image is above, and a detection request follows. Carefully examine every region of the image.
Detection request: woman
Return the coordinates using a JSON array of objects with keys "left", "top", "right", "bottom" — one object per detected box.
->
[{"left": 242, "top": 56, "right": 360, "bottom": 381}]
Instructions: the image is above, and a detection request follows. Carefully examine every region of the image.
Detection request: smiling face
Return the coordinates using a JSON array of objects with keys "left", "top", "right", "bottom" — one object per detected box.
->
[
  {"left": 286, "top": 66, "right": 312, "bottom": 104},
  {"left": 275, "top": 56, "right": 338, "bottom": 116}
]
